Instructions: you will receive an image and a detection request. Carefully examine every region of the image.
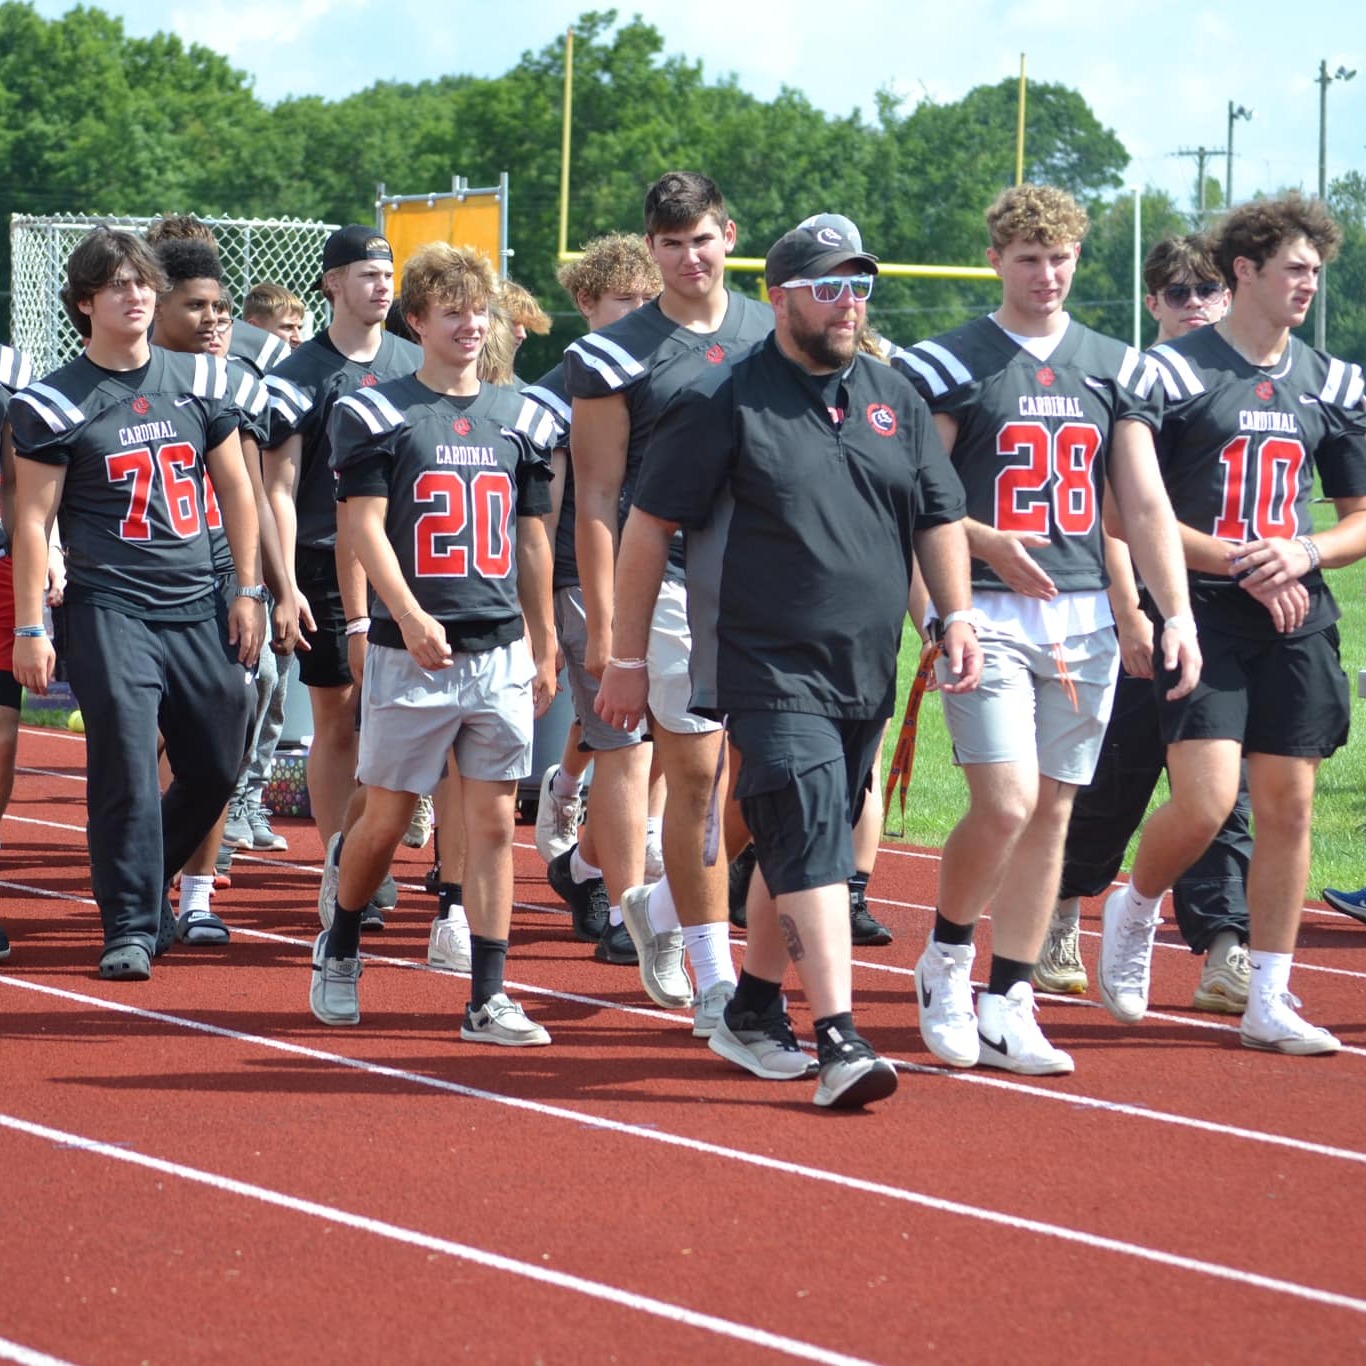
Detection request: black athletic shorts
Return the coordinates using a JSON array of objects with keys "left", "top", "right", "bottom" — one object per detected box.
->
[
  {"left": 729, "top": 710, "right": 883, "bottom": 897},
  {"left": 295, "top": 545, "right": 350, "bottom": 690},
  {"left": 1155, "top": 621, "right": 1350, "bottom": 758},
  {"left": 0, "top": 669, "right": 21, "bottom": 711}
]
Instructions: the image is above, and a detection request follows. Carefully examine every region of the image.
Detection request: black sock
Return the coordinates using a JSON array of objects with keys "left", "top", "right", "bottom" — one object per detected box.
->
[
  {"left": 438, "top": 882, "right": 465, "bottom": 919},
  {"left": 813, "top": 1011, "right": 861, "bottom": 1063},
  {"left": 933, "top": 911, "right": 975, "bottom": 947},
  {"left": 988, "top": 954, "right": 1034, "bottom": 997},
  {"left": 729, "top": 968, "right": 782, "bottom": 1019},
  {"left": 327, "top": 904, "right": 365, "bottom": 959},
  {"left": 469, "top": 934, "right": 509, "bottom": 1010}
]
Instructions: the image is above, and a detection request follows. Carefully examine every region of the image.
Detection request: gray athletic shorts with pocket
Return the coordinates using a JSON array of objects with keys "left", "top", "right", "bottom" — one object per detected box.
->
[{"left": 357, "top": 639, "right": 534, "bottom": 794}]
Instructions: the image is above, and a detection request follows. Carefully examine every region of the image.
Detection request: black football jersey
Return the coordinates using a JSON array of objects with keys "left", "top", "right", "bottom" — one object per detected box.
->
[
  {"left": 894, "top": 317, "right": 1161, "bottom": 594},
  {"left": 330, "top": 377, "right": 556, "bottom": 651},
  {"left": 264, "top": 330, "right": 422, "bottom": 552},
  {"left": 1149, "top": 326, "right": 1366, "bottom": 638},
  {"left": 9, "top": 350, "right": 238, "bottom": 619},
  {"left": 521, "top": 364, "right": 576, "bottom": 592},
  {"left": 562, "top": 291, "right": 773, "bottom": 520},
  {"left": 0, "top": 343, "right": 35, "bottom": 556},
  {"left": 227, "top": 319, "right": 291, "bottom": 378}
]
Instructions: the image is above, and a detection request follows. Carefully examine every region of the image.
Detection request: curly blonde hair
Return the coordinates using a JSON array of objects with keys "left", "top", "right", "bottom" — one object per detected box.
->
[
  {"left": 985, "top": 184, "right": 1089, "bottom": 251},
  {"left": 557, "top": 233, "right": 661, "bottom": 312},
  {"left": 498, "top": 279, "right": 551, "bottom": 336},
  {"left": 399, "top": 242, "right": 498, "bottom": 323}
]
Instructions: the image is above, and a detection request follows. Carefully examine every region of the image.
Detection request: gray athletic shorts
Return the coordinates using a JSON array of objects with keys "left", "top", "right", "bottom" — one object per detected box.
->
[
  {"left": 356, "top": 639, "right": 534, "bottom": 793},
  {"left": 648, "top": 579, "right": 720, "bottom": 737},
  {"left": 937, "top": 627, "right": 1119, "bottom": 786},
  {"left": 555, "top": 585, "right": 644, "bottom": 752}
]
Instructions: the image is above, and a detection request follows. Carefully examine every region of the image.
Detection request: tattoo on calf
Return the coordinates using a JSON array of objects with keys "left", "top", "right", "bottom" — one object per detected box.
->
[{"left": 778, "top": 913, "right": 805, "bottom": 962}]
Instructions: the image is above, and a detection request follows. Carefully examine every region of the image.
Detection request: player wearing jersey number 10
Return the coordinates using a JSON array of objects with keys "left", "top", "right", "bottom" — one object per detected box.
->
[{"left": 308, "top": 243, "right": 559, "bottom": 1045}]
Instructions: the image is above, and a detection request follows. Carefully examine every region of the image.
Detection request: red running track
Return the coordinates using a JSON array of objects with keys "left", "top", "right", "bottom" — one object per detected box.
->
[{"left": 3, "top": 724, "right": 1366, "bottom": 1364}]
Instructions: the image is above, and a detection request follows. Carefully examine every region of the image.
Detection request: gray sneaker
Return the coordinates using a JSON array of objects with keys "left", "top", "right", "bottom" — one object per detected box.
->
[
  {"left": 318, "top": 832, "right": 341, "bottom": 929},
  {"left": 813, "top": 1038, "right": 898, "bottom": 1109},
  {"left": 691, "top": 980, "right": 735, "bottom": 1038},
  {"left": 223, "top": 800, "right": 253, "bottom": 850},
  {"left": 310, "top": 929, "right": 360, "bottom": 1026},
  {"left": 460, "top": 992, "right": 551, "bottom": 1046},
  {"left": 709, "top": 998, "right": 814, "bottom": 1079},
  {"left": 248, "top": 804, "right": 288, "bottom": 851},
  {"left": 620, "top": 884, "right": 692, "bottom": 1008}
]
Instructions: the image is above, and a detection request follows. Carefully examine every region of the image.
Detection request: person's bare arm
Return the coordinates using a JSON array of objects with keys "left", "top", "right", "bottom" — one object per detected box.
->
[
  {"left": 515, "top": 513, "right": 557, "bottom": 719},
  {"left": 9, "top": 455, "right": 64, "bottom": 693},
  {"left": 570, "top": 393, "right": 630, "bottom": 677},
  {"left": 205, "top": 430, "right": 264, "bottom": 667},
  {"left": 262, "top": 433, "right": 315, "bottom": 637},
  {"left": 912, "top": 519, "right": 982, "bottom": 693}
]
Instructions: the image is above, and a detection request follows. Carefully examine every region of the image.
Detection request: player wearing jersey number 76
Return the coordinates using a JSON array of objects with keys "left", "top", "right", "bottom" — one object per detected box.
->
[
  {"left": 309, "top": 243, "right": 559, "bottom": 1044},
  {"left": 8, "top": 227, "right": 264, "bottom": 981}
]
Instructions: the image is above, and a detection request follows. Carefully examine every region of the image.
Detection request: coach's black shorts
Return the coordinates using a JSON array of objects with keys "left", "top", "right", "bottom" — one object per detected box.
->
[
  {"left": 729, "top": 710, "right": 883, "bottom": 897},
  {"left": 1155, "top": 621, "right": 1349, "bottom": 758},
  {"left": 295, "top": 545, "right": 351, "bottom": 690},
  {"left": 0, "top": 669, "right": 21, "bottom": 711}
]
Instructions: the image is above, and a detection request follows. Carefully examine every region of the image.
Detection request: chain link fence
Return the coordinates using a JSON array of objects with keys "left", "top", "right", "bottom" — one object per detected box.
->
[{"left": 9, "top": 213, "right": 339, "bottom": 375}]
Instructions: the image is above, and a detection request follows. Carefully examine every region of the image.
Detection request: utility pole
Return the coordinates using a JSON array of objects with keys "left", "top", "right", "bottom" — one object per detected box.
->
[
  {"left": 1226, "top": 102, "right": 1252, "bottom": 207},
  {"left": 1315, "top": 59, "right": 1356, "bottom": 349},
  {"left": 1171, "top": 146, "right": 1225, "bottom": 223}
]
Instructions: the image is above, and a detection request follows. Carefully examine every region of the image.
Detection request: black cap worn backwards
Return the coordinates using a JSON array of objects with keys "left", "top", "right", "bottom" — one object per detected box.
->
[
  {"left": 764, "top": 215, "right": 879, "bottom": 290},
  {"left": 313, "top": 225, "right": 394, "bottom": 291}
]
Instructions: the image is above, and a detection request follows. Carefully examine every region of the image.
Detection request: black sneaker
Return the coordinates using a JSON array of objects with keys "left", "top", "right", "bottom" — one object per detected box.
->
[
  {"left": 594, "top": 919, "right": 638, "bottom": 965},
  {"left": 728, "top": 844, "right": 756, "bottom": 929},
  {"left": 547, "top": 847, "right": 609, "bottom": 942},
  {"left": 0, "top": 923, "right": 10, "bottom": 960},
  {"left": 850, "top": 886, "right": 893, "bottom": 946},
  {"left": 814, "top": 1034, "right": 898, "bottom": 1109}
]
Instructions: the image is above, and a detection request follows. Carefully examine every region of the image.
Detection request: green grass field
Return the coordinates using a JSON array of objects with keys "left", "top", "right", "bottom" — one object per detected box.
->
[{"left": 882, "top": 511, "right": 1366, "bottom": 897}]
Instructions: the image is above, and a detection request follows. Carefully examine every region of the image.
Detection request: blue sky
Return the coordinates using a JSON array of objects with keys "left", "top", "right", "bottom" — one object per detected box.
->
[{"left": 33, "top": 0, "right": 1366, "bottom": 210}]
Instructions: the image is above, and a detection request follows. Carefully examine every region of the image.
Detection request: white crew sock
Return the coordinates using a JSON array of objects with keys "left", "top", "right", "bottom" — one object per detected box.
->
[
  {"left": 646, "top": 876, "right": 681, "bottom": 932},
  {"left": 1054, "top": 896, "right": 1081, "bottom": 928},
  {"left": 682, "top": 921, "right": 736, "bottom": 992},
  {"left": 608, "top": 904, "right": 624, "bottom": 928},
  {"left": 552, "top": 766, "right": 583, "bottom": 799},
  {"left": 1248, "top": 949, "right": 1293, "bottom": 1007},
  {"left": 570, "top": 846, "right": 602, "bottom": 885},
  {"left": 1124, "top": 884, "right": 1163, "bottom": 919},
  {"left": 179, "top": 874, "right": 214, "bottom": 917}
]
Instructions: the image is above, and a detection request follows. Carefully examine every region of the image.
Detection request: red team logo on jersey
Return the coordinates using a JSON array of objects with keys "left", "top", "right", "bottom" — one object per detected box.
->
[
  {"left": 1037, "top": 367, "right": 1055, "bottom": 388},
  {"left": 452, "top": 416, "right": 472, "bottom": 437},
  {"left": 361, "top": 374, "right": 378, "bottom": 387},
  {"left": 1255, "top": 380, "right": 1274, "bottom": 401},
  {"left": 865, "top": 403, "right": 897, "bottom": 436},
  {"left": 131, "top": 396, "right": 150, "bottom": 415},
  {"left": 705, "top": 344, "right": 725, "bottom": 365}
]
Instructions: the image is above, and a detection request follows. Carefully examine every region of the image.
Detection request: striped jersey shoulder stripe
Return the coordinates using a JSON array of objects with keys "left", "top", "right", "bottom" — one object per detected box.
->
[
  {"left": 230, "top": 368, "right": 269, "bottom": 416},
  {"left": 335, "top": 388, "right": 405, "bottom": 436},
  {"left": 521, "top": 383, "right": 571, "bottom": 430},
  {"left": 1149, "top": 343, "right": 1206, "bottom": 399},
  {"left": 508, "top": 393, "right": 562, "bottom": 448},
  {"left": 565, "top": 332, "right": 648, "bottom": 390},
  {"left": 890, "top": 338, "right": 974, "bottom": 398},
  {"left": 264, "top": 373, "right": 313, "bottom": 422},
  {"left": 190, "top": 353, "right": 230, "bottom": 400},
  {"left": 0, "top": 344, "right": 32, "bottom": 392},
  {"left": 1319, "top": 356, "right": 1366, "bottom": 409},
  {"left": 12, "top": 380, "right": 85, "bottom": 433},
  {"left": 258, "top": 333, "right": 290, "bottom": 373}
]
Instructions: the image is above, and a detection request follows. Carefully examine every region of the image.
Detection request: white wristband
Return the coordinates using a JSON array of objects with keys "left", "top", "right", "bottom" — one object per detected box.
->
[
  {"left": 344, "top": 617, "right": 371, "bottom": 637},
  {"left": 1163, "top": 614, "right": 1197, "bottom": 634},
  {"left": 941, "top": 609, "right": 982, "bottom": 632}
]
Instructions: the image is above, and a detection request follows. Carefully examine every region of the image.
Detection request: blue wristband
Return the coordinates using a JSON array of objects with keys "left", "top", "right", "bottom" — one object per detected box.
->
[{"left": 13, "top": 625, "right": 47, "bottom": 638}]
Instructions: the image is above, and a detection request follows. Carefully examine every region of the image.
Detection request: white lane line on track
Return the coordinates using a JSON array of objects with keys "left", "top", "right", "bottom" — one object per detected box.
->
[
  {"left": 0, "top": 1112, "right": 880, "bottom": 1366},
  {"left": 0, "top": 1338, "right": 78, "bottom": 1366},
  {"left": 4, "top": 973, "right": 1366, "bottom": 1318}
]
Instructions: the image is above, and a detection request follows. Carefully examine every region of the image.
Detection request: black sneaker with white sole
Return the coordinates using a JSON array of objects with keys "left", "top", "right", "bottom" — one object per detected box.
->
[
  {"left": 547, "top": 848, "right": 609, "bottom": 942},
  {"left": 849, "top": 886, "right": 893, "bottom": 946},
  {"left": 594, "top": 919, "right": 638, "bottom": 965},
  {"left": 813, "top": 1035, "right": 898, "bottom": 1109}
]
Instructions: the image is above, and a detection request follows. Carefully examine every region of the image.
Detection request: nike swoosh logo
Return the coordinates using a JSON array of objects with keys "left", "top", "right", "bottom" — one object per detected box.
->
[
  {"left": 1297, "top": 394, "right": 1320, "bottom": 405},
  {"left": 920, "top": 982, "right": 932, "bottom": 1008},
  {"left": 978, "top": 1030, "right": 1001, "bottom": 1053},
  {"left": 174, "top": 396, "right": 196, "bottom": 407},
  {"left": 1083, "top": 376, "right": 1108, "bottom": 390}
]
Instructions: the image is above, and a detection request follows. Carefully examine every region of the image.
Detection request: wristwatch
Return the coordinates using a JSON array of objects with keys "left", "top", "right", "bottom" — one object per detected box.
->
[{"left": 235, "top": 584, "right": 269, "bottom": 603}]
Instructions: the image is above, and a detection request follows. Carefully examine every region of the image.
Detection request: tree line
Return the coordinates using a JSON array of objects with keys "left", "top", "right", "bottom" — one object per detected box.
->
[{"left": 2, "top": 3, "right": 1363, "bottom": 376}]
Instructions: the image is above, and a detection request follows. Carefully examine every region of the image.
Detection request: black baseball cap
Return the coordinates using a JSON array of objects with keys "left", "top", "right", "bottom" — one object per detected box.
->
[
  {"left": 765, "top": 215, "right": 879, "bottom": 289},
  {"left": 313, "top": 225, "right": 394, "bottom": 291}
]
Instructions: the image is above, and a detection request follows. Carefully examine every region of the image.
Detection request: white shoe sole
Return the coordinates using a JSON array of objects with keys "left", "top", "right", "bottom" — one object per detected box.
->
[
  {"left": 977, "top": 1037, "right": 1075, "bottom": 1076},
  {"left": 1240, "top": 1028, "right": 1341, "bottom": 1056},
  {"left": 708, "top": 1020, "right": 813, "bottom": 1080}
]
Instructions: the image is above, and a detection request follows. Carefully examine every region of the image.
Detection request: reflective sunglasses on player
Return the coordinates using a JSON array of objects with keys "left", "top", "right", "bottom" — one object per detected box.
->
[
  {"left": 780, "top": 274, "right": 875, "bottom": 303},
  {"left": 1160, "top": 279, "right": 1225, "bottom": 308}
]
